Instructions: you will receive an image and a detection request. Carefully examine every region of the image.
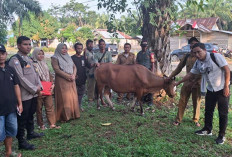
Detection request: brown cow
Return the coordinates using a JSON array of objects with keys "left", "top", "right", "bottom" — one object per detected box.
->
[{"left": 95, "top": 63, "right": 176, "bottom": 115}]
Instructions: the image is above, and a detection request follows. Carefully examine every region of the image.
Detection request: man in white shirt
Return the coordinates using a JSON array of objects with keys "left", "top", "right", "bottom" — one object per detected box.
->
[{"left": 176, "top": 43, "right": 230, "bottom": 145}]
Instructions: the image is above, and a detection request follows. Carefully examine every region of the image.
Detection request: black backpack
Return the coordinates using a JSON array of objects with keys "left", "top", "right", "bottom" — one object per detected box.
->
[
  {"left": 6, "top": 54, "right": 28, "bottom": 68},
  {"left": 210, "top": 53, "right": 232, "bottom": 82}
]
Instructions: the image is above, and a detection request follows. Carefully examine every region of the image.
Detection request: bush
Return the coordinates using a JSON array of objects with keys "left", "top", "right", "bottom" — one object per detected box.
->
[
  {"left": 8, "top": 37, "right": 16, "bottom": 47},
  {"left": 42, "top": 47, "right": 49, "bottom": 52},
  {"left": 48, "top": 47, "right": 55, "bottom": 52}
]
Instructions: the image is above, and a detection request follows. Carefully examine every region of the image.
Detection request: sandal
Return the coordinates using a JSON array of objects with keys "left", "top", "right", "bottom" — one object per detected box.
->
[
  {"left": 173, "top": 121, "right": 180, "bottom": 126},
  {"left": 38, "top": 125, "right": 47, "bottom": 130},
  {"left": 50, "top": 125, "right": 61, "bottom": 129},
  {"left": 195, "top": 122, "right": 201, "bottom": 127}
]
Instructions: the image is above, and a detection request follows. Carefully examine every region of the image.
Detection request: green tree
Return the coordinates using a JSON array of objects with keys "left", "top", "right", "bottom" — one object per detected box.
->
[
  {"left": 117, "top": 12, "right": 142, "bottom": 36},
  {"left": 179, "top": 0, "right": 232, "bottom": 30},
  {"left": 0, "top": 21, "right": 7, "bottom": 44},
  {"left": 0, "top": 0, "right": 42, "bottom": 36},
  {"left": 98, "top": 0, "right": 208, "bottom": 74},
  {"left": 95, "top": 13, "right": 109, "bottom": 29},
  {"left": 58, "top": 23, "right": 77, "bottom": 43},
  {"left": 12, "top": 12, "right": 59, "bottom": 44},
  {"left": 75, "top": 27, "right": 94, "bottom": 44}
]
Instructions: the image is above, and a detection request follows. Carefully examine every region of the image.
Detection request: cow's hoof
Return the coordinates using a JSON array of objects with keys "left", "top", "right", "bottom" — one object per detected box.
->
[
  {"left": 97, "top": 107, "right": 101, "bottom": 110},
  {"left": 130, "top": 107, "right": 135, "bottom": 112},
  {"left": 112, "top": 107, "right": 115, "bottom": 110},
  {"left": 140, "top": 113, "right": 145, "bottom": 116}
]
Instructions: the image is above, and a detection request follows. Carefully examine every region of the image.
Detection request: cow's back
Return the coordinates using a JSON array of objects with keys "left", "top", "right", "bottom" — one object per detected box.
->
[{"left": 95, "top": 63, "right": 155, "bottom": 93}]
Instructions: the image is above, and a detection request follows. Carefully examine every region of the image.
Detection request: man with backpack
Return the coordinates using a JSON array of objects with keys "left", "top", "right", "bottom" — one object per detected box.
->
[
  {"left": 169, "top": 37, "right": 201, "bottom": 127},
  {"left": 8, "top": 36, "right": 44, "bottom": 150},
  {"left": 176, "top": 42, "right": 230, "bottom": 144}
]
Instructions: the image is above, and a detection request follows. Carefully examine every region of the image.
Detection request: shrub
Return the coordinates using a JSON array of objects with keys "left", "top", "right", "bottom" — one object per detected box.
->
[
  {"left": 48, "top": 47, "right": 55, "bottom": 52},
  {"left": 42, "top": 47, "right": 49, "bottom": 52}
]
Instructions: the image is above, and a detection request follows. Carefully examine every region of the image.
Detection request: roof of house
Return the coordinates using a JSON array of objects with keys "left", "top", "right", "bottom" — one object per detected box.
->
[
  {"left": 212, "top": 30, "right": 232, "bottom": 35},
  {"left": 94, "top": 29, "right": 132, "bottom": 39},
  {"left": 175, "top": 17, "right": 219, "bottom": 33}
]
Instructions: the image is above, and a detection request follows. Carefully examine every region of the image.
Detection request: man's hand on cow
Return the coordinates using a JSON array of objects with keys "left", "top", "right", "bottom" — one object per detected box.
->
[{"left": 95, "top": 63, "right": 100, "bottom": 67}]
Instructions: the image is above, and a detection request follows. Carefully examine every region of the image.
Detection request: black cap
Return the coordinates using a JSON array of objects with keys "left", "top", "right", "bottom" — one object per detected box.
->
[{"left": 0, "top": 44, "right": 6, "bottom": 52}]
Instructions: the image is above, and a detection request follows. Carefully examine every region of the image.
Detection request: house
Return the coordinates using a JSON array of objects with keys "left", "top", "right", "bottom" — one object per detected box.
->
[
  {"left": 170, "top": 17, "right": 232, "bottom": 51},
  {"left": 93, "top": 29, "right": 140, "bottom": 52}
]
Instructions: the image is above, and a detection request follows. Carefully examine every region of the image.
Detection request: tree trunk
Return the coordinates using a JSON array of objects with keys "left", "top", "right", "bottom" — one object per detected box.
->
[{"left": 141, "top": 0, "right": 173, "bottom": 75}]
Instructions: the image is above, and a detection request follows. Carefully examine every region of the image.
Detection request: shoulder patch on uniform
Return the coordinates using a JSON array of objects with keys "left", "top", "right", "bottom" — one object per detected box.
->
[{"left": 14, "top": 59, "right": 19, "bottom": 65}]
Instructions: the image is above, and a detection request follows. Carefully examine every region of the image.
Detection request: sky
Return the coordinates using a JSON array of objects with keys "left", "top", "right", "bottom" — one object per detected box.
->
[
  {"left": 37, "top": 0, "right": 135, "bottom": 17},
  {"left": 38, "top": 0, "right": 99, "bottom": 11}
]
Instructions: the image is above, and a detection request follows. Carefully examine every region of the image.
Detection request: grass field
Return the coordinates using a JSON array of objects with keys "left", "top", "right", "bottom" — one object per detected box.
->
[
  {"left": 1, "top": 53, "right": 232, "bottom": 156},
  {"left": 1, "top": 87, "right": 232, "bottom": 157}
]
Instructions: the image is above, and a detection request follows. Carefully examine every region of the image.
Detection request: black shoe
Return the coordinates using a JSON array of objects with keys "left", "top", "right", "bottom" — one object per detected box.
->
[
  {"left": 195, "top": 129, "right": 212, "bottom": 136},
  {"left": 215, "top": 135, "right": 226, "bottom": 144},
  {"left": 27, "top": 132, "right": 45, "bottom": 140},
  {"left": 19, "top": 139, "right": 35, "bottom": 150}
]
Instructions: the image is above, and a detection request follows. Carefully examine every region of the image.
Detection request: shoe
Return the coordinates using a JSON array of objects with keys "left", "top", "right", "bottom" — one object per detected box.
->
[
  {"left": 27, "top": 132, "right": 45, "bottom": 140},
  {"left": 195, "top": 129, "right": 212, "bottom": 136},
  {"left": 18, "top": 139, "right": 35, "bottom": 150},
  {"left": 215, "top": 135, "right": 226, "bottom": 144}
]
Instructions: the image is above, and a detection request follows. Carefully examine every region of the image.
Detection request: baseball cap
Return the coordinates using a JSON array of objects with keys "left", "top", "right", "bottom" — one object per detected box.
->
[
  {"left": 0, "top": 44, "right": 6, "bottom": 52},
  {"left": 140, "top": 41, "right": 148, "bottom": 47}
]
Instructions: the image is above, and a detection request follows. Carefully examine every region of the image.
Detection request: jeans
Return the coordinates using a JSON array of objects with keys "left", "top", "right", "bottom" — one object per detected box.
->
[{"left": 0, "top": 112, "right": 17, "bottom": 142}]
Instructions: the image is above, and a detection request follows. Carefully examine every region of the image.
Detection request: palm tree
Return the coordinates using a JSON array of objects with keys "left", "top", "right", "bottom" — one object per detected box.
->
[
  {"left": 0, "top": 0, "right": 42, "bottom": 35},
  {"left": 179, "top": 0, "right": 232, "bottom": 30}
]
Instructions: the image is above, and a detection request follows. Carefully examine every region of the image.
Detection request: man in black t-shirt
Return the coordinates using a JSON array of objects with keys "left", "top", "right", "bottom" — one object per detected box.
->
[
  {"left": 72, "top": 42, "right": 90, "bottom": 112},
  {"left": 0, "top": 44, "right": 23, "bottom": 157}
]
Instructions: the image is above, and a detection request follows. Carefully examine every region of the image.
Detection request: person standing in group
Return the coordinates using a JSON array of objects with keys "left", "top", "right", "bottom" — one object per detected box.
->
[
  {"left": 169, "top": 37, "right": 201, "bottom": 127},
  {"left": 8, "top": 36, "right": 44, "bottom": 150},
  {"left": 32, "top": 48, "right": 60, "bottom": 130},
  {"left": 51, "top": 43, "right": 80, "bottom": 122},
  {"left": 85, "top": 39, "right": 96, "bottom": 102},
  {"left": 176, "top": 43, "right": 230, "bottom": 145},
  {"left": 116, "top": 43, "right": 135, "bottom": 101},
  {"left": 0, "top": 44, "right": 23, "bottom": 157},
  {"left": 72, "top": 43, "right": 91, "bottom": 112},
  {"left": 136, "top": 40, "right": 153, "bottom": 106},
  {"left": 94, "top": 39, "right": 112, "bottom": 66}
]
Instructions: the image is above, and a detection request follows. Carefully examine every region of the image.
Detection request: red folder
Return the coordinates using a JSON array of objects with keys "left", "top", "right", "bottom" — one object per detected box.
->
[{"left": 41, "top": 81, "right": 52, "bottom": 96}]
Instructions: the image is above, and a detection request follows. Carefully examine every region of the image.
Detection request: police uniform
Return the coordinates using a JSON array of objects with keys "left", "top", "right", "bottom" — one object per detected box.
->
[{"left": 9, "top": 51, "right": 42, "bottom": 146}]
